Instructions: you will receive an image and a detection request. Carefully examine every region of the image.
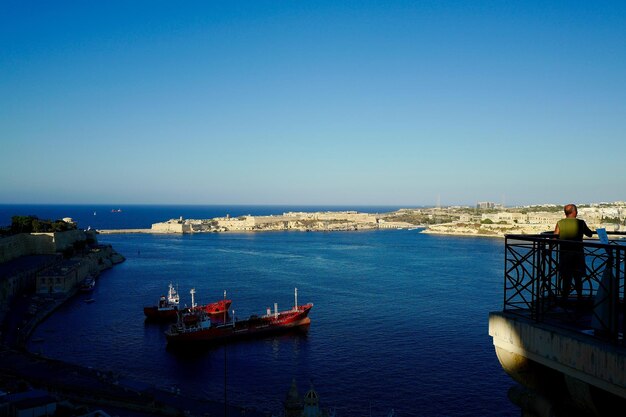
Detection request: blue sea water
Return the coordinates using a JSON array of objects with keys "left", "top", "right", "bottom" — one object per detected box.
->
[
  {"left": 4, "top": 205, "right": 517, "bottom": 417},
  {"left": 0, "top": 204, "right": 406, "bottom": 230}
]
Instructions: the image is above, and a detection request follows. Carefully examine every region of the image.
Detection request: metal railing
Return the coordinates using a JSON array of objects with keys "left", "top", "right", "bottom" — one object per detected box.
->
[{"left": 503, "top": 232, "right": 626, "bottom": 344}]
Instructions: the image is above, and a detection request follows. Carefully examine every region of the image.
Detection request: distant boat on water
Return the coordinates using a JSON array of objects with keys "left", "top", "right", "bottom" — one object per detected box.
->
[{"left": 111, "top": 208, "right": 122, "bottom": 213}]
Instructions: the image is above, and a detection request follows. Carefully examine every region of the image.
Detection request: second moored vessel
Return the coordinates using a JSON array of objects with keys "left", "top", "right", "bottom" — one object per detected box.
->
[{"left": 144, "top": 284, "right": 232, "bottom": 321}]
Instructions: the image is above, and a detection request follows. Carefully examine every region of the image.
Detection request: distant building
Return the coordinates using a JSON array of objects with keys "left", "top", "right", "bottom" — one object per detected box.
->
[
  {"left": 476, "top": 202, "right": 496, "bottom": 210},
  {"left": 36, "top": 258, "right": 87, "bottom": 294}
]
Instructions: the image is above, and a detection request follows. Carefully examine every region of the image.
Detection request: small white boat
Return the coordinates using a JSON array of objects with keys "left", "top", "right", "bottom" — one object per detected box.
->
[{"left": 79, "top": 276, "right": 96, "bottom": 292}]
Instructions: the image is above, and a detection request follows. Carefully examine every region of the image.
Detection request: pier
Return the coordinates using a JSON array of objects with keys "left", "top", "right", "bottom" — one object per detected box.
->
[{"left": 489, "top": 232, "right": 626, "bottom": 416}]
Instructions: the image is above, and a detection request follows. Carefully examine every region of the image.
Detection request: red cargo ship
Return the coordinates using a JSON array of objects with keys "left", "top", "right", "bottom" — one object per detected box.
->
[
  {"left": 165, "top": 288, "right": 312, "bottom": 346},
  {"left": 144, "top": 285, "right": 232, "bottom": 321}
]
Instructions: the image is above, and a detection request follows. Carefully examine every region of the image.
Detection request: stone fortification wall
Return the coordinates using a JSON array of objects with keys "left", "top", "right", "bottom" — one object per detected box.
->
[
  {"left": 0, "top": 235, "right": 51, "bottom": 264},
  {"left": 378, "top": 221, "right": 414, "bottom": 229},
  {"left": 39, "top": 230, "right": 91, "bottom": 252},
  {"left": 151, "top": 219, "right": 192, "bottom": 233},
  {"left": 283, "top": 211, "right": 377, "bottom": 223},
  {"left": 215, "top": 216, "right": 257, "bottom": 230},
  {"left": 210, "top": 216, "right": 292, "bottom": 231},
  {"left": 0, "top": 230, "right": 93, "bottom": 264}
]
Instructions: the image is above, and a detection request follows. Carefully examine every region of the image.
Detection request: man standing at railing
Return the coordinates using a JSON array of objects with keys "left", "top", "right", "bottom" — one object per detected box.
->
[{"left": 554, "top": 204, "right": 595, "bottom": 302}]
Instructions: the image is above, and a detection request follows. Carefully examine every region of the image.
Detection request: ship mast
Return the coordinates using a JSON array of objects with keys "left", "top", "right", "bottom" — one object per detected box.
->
[
  {"left": 190, "top": 288, "right": 196, "bottom": 309},
  {"left": 294, "top": 287, "right": 298, "bottom": 311}
]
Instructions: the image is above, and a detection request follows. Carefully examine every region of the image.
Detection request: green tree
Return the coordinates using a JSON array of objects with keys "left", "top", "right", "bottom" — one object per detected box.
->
[
  {"left": 10, "top": 215, "right": 77, "bottom": 234},
  {"left": 11, "top": 215, "right": 36, "bottom": 233}
]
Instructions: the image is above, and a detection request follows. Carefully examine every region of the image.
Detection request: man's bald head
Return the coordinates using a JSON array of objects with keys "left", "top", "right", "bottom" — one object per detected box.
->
[{"left": 564, "top": 204, "right": 578, "bottom": 217}]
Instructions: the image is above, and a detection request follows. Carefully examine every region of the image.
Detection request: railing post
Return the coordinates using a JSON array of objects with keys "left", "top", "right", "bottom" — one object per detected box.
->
[
  {"left": 532, "top": 239, "right": 540, "bottom": 320},
  {"left": 534, "top": 238, "right": 555, "bottom": 320},
  {"left": 503, "top": 236, "right": 509, "bottom": 311},
  {"left": 607, "top": 248, "right": 620, "bottom": 343},
  {"left": 620, "top": 247, "right": 625, "bottom": 345}
]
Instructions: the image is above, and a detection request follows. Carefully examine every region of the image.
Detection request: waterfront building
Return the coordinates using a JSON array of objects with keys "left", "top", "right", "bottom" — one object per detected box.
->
[
  {"left": 0, "top": 255, "right": 60, "bottom": 319},
  {"left": 459, "top": 213, "right": 480, "bottom": 222},
  {"left": 0, "top": 230, "right": 100, "bottom": 308},
  {"left": 36, "top": 258, "right": 88, "bottom": 294},
  {"left": 481, "top": 212, "right": 529, "bottom": 224},
  {"left": 525, "top": 212, "right": 562, "bottom": 225}
]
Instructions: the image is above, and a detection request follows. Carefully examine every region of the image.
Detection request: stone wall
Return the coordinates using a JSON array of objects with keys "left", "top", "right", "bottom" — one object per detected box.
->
[
  {"left": 0, "top": 230, "right": 98, "bottom": 264},
  {"left": 151, "top": 220, "right": 192, "bottom": 233},
  {"left": 215, "top": 217, "right": 258, "bottom": 230},
  {"left": 1, "top": 230, "right": 102, "bottom": 266}
]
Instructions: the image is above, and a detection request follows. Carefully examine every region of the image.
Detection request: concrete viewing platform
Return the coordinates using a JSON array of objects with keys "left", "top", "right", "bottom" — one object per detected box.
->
[
  {"left": 489, "top": 310, "right": 626, "bottom": 416},
  {"left": 489, "top": 233, "right": 626, "bottom": 417}
]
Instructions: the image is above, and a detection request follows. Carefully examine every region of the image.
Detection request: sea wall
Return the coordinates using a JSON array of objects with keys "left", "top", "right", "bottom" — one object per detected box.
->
[
  {"left": 151, "top": 219, "right": 192, "bottom": 233},
  {"left": 0, "top": 230, "right": 95, "bottom": 264}
]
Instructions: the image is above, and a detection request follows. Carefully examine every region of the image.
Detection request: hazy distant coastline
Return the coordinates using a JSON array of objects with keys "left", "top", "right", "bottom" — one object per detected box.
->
[{"left": 96, "top": 201, "right": 625, "bottom": 238}]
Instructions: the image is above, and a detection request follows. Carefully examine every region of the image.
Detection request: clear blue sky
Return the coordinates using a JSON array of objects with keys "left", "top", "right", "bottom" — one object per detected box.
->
[{"left": 2, "top": 1, "right": 625, "bottom": 206}]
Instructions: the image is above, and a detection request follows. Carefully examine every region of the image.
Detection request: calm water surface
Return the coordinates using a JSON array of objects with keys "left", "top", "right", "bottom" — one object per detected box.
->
[
  {"left": 29, "top": 228, "right": 516, "bottom": 417},
  {"left": 0, "top": 204, "right": 404, "bottom": 230}
]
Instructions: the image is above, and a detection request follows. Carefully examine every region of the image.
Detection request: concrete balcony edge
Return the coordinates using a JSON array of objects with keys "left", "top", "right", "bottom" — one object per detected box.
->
[{"left": 488, "top": 311, "right": 626, "bottom": 400}]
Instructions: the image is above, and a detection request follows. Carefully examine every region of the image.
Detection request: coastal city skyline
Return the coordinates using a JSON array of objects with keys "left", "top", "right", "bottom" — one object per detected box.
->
[{"left": 2, "top": 1, "right": 625, "bottom": 207}]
